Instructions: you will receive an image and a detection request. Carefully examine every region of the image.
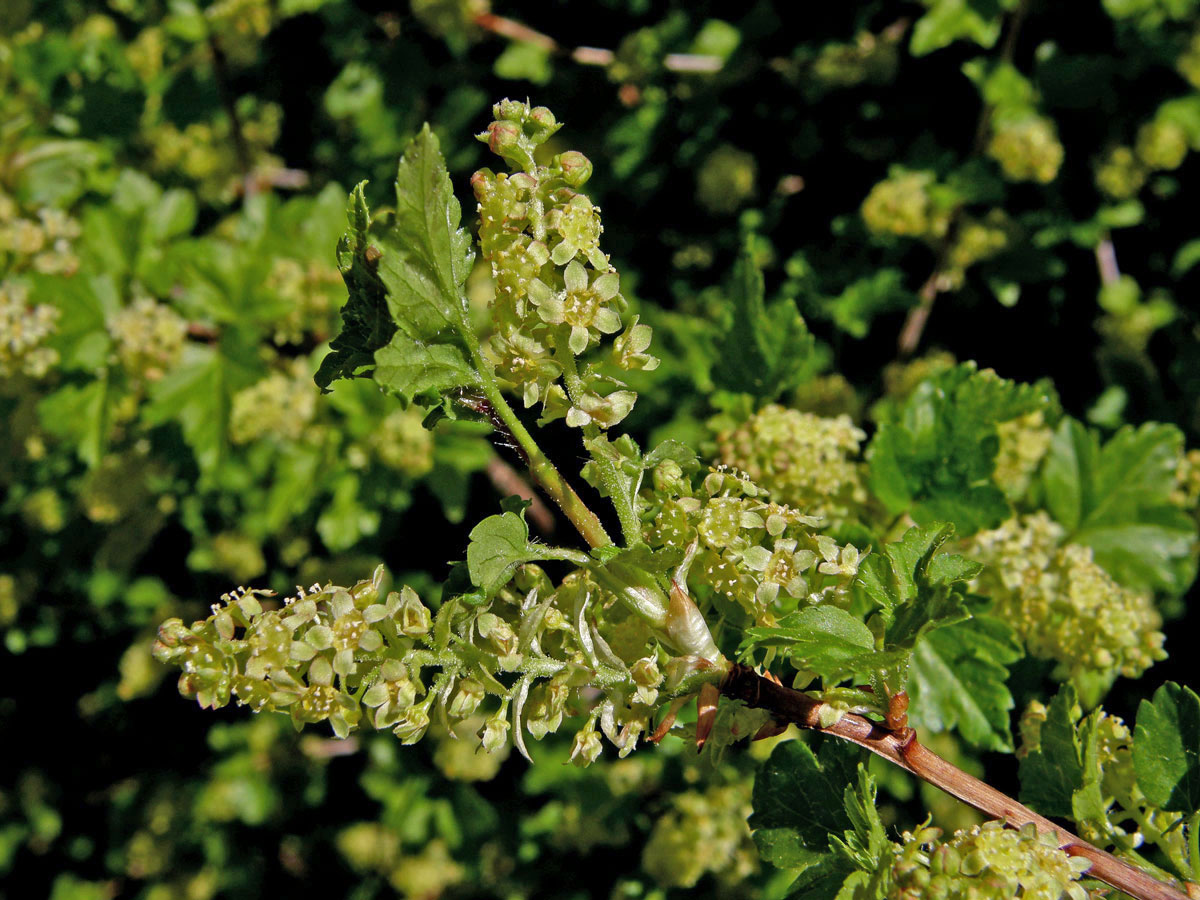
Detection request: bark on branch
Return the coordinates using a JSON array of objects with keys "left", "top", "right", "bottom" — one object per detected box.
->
[{"left": 720, "top": 664, "right": 1193, "bottom": 900}]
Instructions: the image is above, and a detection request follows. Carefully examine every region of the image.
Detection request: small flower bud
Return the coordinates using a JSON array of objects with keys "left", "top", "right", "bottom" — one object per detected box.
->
[
  {"left": 486, "top": 120, "right": 522, "bottom": 157},
  {"left": 526, "top": 106, "right": 558, "bottom": 141},
  {"left": 569, "top": 724, "right": 602, "bottom": 767},
  {"left": 557, "top": 151, "right": 593, "bottom": 187},
  {"left": 480, "top": 706, "right": 511, "bottom": 753},
  {"left": 494, "top": 98, "right": 526, "bottom": 122}
]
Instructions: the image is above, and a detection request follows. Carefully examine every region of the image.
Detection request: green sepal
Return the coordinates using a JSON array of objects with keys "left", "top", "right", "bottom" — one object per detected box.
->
[{"left": 1134, "top": 682, "right": 1200, "bottom": 814}]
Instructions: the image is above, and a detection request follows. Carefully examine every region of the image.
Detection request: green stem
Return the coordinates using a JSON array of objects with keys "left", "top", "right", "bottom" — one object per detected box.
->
[
  {"left": 468, "top": 345, "right": 612, "bottom": 549},
  {"left": 1188, "top": 812, "right": 1199, "bottom": 882},
  {"left": 557, "top": 344, "right": 643, "bottom": 546}
]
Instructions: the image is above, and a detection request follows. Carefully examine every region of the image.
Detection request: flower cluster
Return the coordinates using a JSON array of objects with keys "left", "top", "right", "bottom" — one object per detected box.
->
[
  {"left": 367, "top": 407, "right": 435, "bottom": 478},
  {"left": 0, "top": 281, "right": 60, "bottom": 379},
  {"left": 0, "top": 191, "right": 81, "bottom": 276},
  {"left": 1096, "top": 112, "right": 1196, "bottom": 200},
  {"left": 695, "top": 144, "right": 757, "bottom": 214},
  {"left": 643, "top": 466, "right": 862, "bottom": 622},
  {"left": 860, "top": 170, "right": 953, "bottom": 240},
  {"left": 881, "top": 821, "right": 1091, "bottom": 900},
  {"left": 1019, "top": 701, "right": 1190, "bottom": 872},
  {"left": 108, "top": 296, "right": 188, "bottom": 382},
  {"left": 944, "top": 212, "right": 1011, "bottom": 288},
  {"left": 641, "top": 782, "right": 759, "bottom": 889},
  {"left": 473, "top": 100, "right": 655, "bottom": 429},
  {"left": 992, "top": 411, "right": 1053, "bottom": 501},
  {"left": 265, "top": 256, "right": 342, "bottom": 345},
  {"left": 144, "top": 99, "right": 283, "bottom": 202},
  {"left": 965, "top": 513, "right": 1165, "bottom": 691},
  {"left": 987, "top": 115, "right": 1064, "bottom": 184},
  {"left": 228, "top": 359, "right": 319, "bottom": 445},
  {"left": 154, "top": 562, "right": 689, "bottom": 765},
  {"left": 713, "top": 405, "right": 869, "bottom": 523}
]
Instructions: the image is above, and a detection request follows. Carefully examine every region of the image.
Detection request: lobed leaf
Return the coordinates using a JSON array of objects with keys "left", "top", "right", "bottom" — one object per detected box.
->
[
  {"left": 712, "top": 242, "right": 816, "bottom": 402},
  {"left": 867, "top": 363, "right": 1058, "bottom": 535},
  {"left": 1042, "top": 418, "right": 1196, "bottom": 594},
  {"left": 1133, "top": 682, "right": 1200, "bottom": 814},
  {"left": 907, "top": 614, "right": 1023, "bottom": 751}
]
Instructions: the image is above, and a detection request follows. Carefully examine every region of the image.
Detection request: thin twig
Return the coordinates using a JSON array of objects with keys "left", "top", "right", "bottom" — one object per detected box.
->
[
  {"left": 1096, "top": 236, "right": 1121, "bottom": 286},
  {"left": 205, "top": 32, "right": 255, "bottom": 198},
  {"left": 473, "top": 13, "right": 722, "bottom": 74},
  {"left": 896, "top": 0, "right": 1030, "bottom": 359},
  {"left": 721, "top": 665, "right": 1193, "bottom": 900},
  {"left": 486, "top": 457, "right": 555, "bottom": 536}
]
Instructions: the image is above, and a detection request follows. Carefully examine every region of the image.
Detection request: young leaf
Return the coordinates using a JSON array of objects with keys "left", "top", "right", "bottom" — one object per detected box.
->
[
  {"left": 318, "top": 127, "right": 481, "bottom": 409},
  {"left": 907, "top": 614, "right": 1023, "bottom": 751},
  {"left": 1133, "top": 682, "right": 1200, "bottom": 814},
  {"left": 465, "top": 507, "right": 589, "bottom": 598},
  {"left": 711, "top": 241, "right": 816, "bottom": 402},
  {"left": 740, "top": 606, "right": 901, "bottom": 685},
  {"left": 855, "top": 523, "right": 977, "bottom": 646},
  {"left": 315, "top": 183, "right": 397, "bottom": 391},
  {"left": 1042, "top": 418, "right": 1196, "bottom": 595},
  {"left": 867, "top": 363, "right": 1058, "bottom": 535}
]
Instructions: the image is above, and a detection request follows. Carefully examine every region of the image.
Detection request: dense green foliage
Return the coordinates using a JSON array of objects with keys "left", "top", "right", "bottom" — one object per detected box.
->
[{"left": 4, "top": 2, "right": 1200, "bottom": 899}]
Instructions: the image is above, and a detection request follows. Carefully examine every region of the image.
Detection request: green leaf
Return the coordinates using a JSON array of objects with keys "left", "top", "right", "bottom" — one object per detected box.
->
[
  {"left": 465, "top": 508, "right": 589, "bottom": 598},
  {"left": 910, "top": 0, "right": 1002, "bottom": 57},
  {"left": 749, "top": 738, "right": 862, "bottom": 869},
  {"left": 1041, "top": 418, "right": 1196, "bottom": 594},
  {"left": 1018, "top": 685, "right": 1086, "bottom": 818},
  {"left": 373, "top": 333, "right": 477, "bottom": 404},
  {"left": 142, "top": 343, "right": 259, "bottom": 478},
  {"left": 316, "top": 182, "right": 398, "bottom": 391},
  {"left": 907, "top": 614, "right": 1023, "bottom": 751},
  {"left": 856, "top": 523, "right": 977, "bottom": 647},
  {"left": 466, "top": 511, "right": 532, "bottom": 598},
  {"left": 37, "top": 375, "right": 112, "bottom": 468},
  {"left": 1134, "top": 683, "right": 1200, "bottom": 814},
  {"left": 783, "top": 854, "right": 860, "bottom": 899},
  {"left": 318, "top": 126, "right": 480, "bottom": 407},
  {"left": 740, "top": 606, "right": 886, "bottom": 683},
  {"left": 867, "top": 362, "right": 1058, "bottom": 535},
  {"left": 712, "top": 241, "right": 816, "bottom": 401}
]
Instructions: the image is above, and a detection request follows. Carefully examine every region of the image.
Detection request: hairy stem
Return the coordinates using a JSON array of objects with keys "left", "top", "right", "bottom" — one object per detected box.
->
[
  {"left": 721, "top": 665, "right": 1193, "bottom": 900},
  {"left": 469, "top": 347, "right": 613, "bottom": 549},
  {"left": 557, "top": 345, "right": 643, "bottom": 546}
]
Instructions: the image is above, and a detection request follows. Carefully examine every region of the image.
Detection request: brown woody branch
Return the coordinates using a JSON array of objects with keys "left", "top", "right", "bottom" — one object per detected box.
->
[{"left": 721, "top": 664, "right": 1193, "bottom": 900}]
